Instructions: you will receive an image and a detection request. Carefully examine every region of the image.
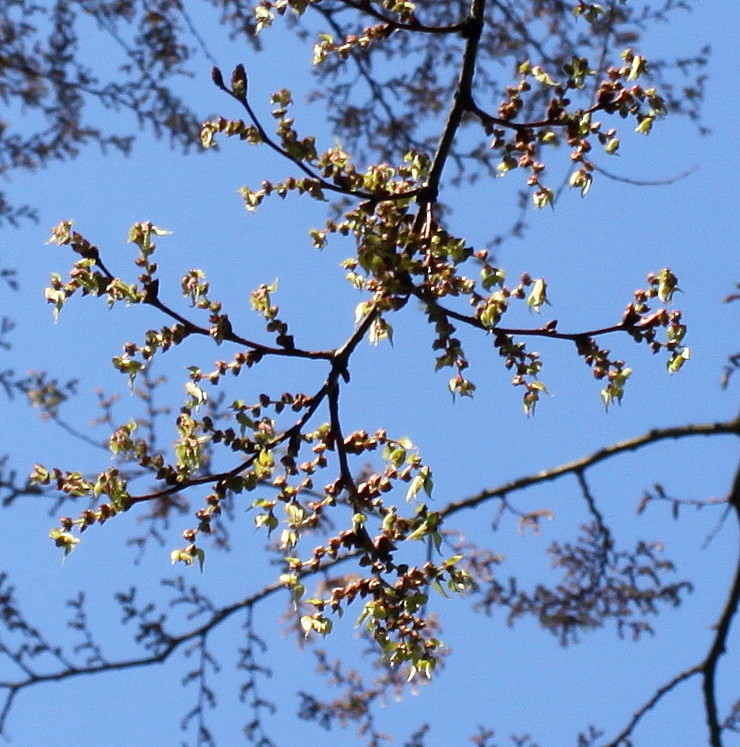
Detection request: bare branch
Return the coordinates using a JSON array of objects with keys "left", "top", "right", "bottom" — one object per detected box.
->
[{"left": 441, "top": 419, "right": 740, "bottom": 520}]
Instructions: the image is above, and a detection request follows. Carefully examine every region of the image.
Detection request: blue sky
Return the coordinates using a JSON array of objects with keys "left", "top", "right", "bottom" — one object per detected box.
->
[{"left": 1, "top": 2, "right": 738, "bottom": 745}]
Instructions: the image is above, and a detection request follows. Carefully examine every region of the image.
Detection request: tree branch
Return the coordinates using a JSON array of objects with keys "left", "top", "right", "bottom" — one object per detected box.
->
[
  {"left": 5, "top": 418, "right": 734, "bottom": 735},
  {"left": 211, "top": 69, "right": 423, "bottom": 203},
  {"left": 416, "top": 0, "right": 486, "bottom": 218},
  {"left": 602, "top": 461, "right": 740, "bottom": 747},
  {"left": 334, "top": 0, "right": 468, "bottom": 34},
  {"left": 702, "top": 462, "right": 740, "bottom": 746},
  {"left": 602, "top": 663, "right": 703, "bottom": 747},
  {"left": 441, "top": 419, "right": 740, "bottom": 519}
]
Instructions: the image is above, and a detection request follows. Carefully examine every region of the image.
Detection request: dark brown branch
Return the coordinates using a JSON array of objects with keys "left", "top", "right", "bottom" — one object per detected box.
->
[
  {"left": 602, "top": 663, "right": 703, "bottom": 747},
  {"left": 326, "top": 308, "right": 378, "bottom": 551},
  {"left": 417, "top": 0, "right": 486, "bottom": 218},
  {"left": 6, "top": 419, "right": 733, "bottom": 735},
  {"left": 575, "top": 469, "right": 613, "bottom": 574},
  {"left": 575, "top": 469, "right": 609, "bottom": 540},
  {"left": 592, "top": 162, "right": 698, "bottom": 187},
  {"left": 143, "top": 294, "right": 333, "bottom": 361},
  {"left": 408, "top": 282, "right": 628, "bottom": 341},
  {"left": 466, "top": 98, "right": 601, "bottom": 134},
  {"left": 90, "top": 254, "right": 334, "bottom": 361},
  {"left": 599, "top": 464, "right": 740, "bottom": 747},
  {"left": 0, "top": 547, "right": 361, "bottom": 735},
  {"left": 0, "top": 573, "right": 279, "bottom": 732},
  {"left": 113, "top": 308, "right": 380, "bottom": 509},
  {"left": 602, "top": 463, "right": 739, "bottom": 747},
  {"left": 441, "top": 419, "right": 740, "bottom": 519},
  {"left": 702, "top": 463, "right": 740, "bottom": 746},
  {"left": 327, "top": 381, "right": 355, "bottom": 496},
  {"left": 334, "top": 0, "right": 467, "bottom": 34},
  {"left": 211, "top": 71, "right": 423, "bottom": 204}
]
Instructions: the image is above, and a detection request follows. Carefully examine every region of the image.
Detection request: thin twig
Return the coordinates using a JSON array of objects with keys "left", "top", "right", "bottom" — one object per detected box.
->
[
  {"left": 335, "top": 0, "right": 467, "bottom": 34},
  {"left": 212, "top": 73, "right": 423, "bottom": 203},
  {"left": 592, "top": 162, "right": 698, "bottom": 187},
  {"left": 601, "top": 663, "right": 703, "bottom": 746}
]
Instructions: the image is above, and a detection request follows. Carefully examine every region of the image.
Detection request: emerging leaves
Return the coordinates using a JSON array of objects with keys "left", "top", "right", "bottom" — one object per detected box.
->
[{"left": 36, "top": 9, "right": 692, "bottom": 684}]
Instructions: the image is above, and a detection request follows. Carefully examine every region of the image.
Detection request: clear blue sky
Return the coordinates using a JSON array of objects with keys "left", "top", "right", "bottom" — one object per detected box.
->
[{"left": 1, "top": 2, "right": 738, "bottom": 745}]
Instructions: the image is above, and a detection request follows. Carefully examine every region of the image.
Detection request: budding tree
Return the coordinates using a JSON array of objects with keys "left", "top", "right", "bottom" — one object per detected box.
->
[{"left": 0, "top": 2, "right": 736, "bottom": 745}]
